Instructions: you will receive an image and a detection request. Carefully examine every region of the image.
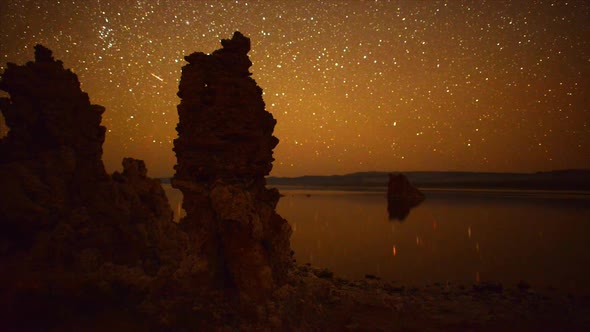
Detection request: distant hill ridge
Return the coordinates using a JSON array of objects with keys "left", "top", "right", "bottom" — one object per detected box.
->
[{"left": 262, "top": 170, "right": 590, "bottom": 191}]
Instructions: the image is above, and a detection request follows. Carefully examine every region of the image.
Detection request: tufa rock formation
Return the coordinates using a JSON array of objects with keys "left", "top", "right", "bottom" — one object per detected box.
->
[
  {"left": 387, "top": 173, "right": 425, "bottom": 221},
  {"left": 173, "top": 31, "right": 292, "bottom": 299},
  {"left": 0, "top": 36, "right": 293, "bottom": 330},
  {"left": 0, "top": 45, "right": 186, "bottom": 329}
]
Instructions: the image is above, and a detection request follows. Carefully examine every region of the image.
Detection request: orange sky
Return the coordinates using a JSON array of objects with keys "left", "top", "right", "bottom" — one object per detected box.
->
[{"left": 1, "top": 1, "right": 589, "bottom": 177}]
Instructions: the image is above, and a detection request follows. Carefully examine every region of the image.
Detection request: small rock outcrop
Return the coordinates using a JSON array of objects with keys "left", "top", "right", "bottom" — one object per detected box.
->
[
  {"left": 173, "top": 31, "right": 292, "bottom": 299},
  {"left": 0, "top": 45, "right": 185, "bottom": 329},
  {"left": 387, "top": 173, "right": 425, "bottom": 221}
]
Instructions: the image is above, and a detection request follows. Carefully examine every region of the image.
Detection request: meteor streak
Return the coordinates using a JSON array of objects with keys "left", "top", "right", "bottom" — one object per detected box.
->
[{"left": 150, "top": 73, "right": 164, "bottom": 82}]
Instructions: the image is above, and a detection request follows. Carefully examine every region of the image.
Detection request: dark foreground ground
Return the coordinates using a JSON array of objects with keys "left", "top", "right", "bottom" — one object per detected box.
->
[
  {"left": 31, "top": 264, "right": 589, "bottom": 332},
  {"left": 275, "top": 265, "right": 590, "bottom": 332}
]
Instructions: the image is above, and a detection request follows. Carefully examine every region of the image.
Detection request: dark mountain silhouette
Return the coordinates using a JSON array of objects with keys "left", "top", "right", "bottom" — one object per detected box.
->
[{"left": 266, "top": 169, "right": 590, "bottom": 191}]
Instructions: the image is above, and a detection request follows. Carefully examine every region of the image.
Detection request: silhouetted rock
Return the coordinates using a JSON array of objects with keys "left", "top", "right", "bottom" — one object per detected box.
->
[
  {"left": 173, "top": 31, "right": 292, "bottom": 300},
  {"left": 0, "top": 45, "right": 185, "bottom": 329},
  {"left": 387, "top": 201, "right": 413, "bottom": 221},
  {"left": 387, "top": 173, "right": 425, "bottom": 221},
  {"left": 1, "top": 45, "right": 107, "bottom": 183}
]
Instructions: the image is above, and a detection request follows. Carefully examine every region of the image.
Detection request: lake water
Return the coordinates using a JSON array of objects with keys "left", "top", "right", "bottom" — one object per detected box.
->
[{"left": 163, "top": 184, "right": 590, "bottom": 292}]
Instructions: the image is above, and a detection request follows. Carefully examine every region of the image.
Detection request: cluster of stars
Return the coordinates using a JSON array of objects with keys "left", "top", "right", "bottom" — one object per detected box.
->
[{"left": 1, "top": 0, "right": 588, "bottom": 176}]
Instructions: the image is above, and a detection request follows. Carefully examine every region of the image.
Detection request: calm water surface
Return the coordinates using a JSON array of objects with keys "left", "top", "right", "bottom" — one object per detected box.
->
[{"left": 164, "top": 184, "right": 590, "bottom": 292}]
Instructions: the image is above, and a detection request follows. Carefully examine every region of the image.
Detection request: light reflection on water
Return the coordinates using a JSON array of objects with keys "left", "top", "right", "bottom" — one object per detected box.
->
[{"left": 163, "top": 184, "right": 590, "bottom": 292}]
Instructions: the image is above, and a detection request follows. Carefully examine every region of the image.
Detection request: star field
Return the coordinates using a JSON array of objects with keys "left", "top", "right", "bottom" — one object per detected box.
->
[{"left": 1, "top": 1, "right": 589, "bottom": 177}]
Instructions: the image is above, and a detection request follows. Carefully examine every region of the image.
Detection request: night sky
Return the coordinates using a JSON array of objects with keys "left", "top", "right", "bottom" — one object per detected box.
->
[{"left": 1, "top": 1, "right": 589, "bottom": 177}]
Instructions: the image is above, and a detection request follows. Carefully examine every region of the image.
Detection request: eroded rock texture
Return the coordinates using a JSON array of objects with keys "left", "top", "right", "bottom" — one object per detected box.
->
[
  {"left": 0, "top": 45, "right": 185, "bottom": 329},
  {"left": 173, "top": 31, "right": 292, "bottom": 299},
  {"left": 387, "top": 173, "right": 425, "bottom": 221}
]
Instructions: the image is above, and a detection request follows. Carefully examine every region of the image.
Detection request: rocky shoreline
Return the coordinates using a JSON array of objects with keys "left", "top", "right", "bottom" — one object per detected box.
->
[
  {"left": 272, "top": 265, "right": 590, "bottom": 331},
  {"left": 42, "top": 264, "right": 589, "bottom": 331}
]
